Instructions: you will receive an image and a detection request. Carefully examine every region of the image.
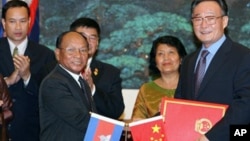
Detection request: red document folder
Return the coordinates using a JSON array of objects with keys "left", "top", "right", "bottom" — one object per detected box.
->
[{"left": 160, "top": 97, "right": 228, "bottom": 141}]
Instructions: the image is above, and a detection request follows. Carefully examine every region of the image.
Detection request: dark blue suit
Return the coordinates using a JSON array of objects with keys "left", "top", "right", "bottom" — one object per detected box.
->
[
  {"left": 0, "top": 37, "right": 55, "bottom": 141},
  {"left": 175, "top": 37, "right": 250, "bottom": 141}
]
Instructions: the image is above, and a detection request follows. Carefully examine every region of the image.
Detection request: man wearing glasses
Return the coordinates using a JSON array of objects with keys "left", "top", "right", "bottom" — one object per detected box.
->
[
  {"left": 39, "top": 31, "right": 95, "bottom": 141},
  {"left": 69, "top": 17, "right": 125, "bottom": 120},
  {"left": 175, "top": 0, "right": 250, "bottom": 141},
  {"left": 41, "top": 17, "right": 125, "bottom": 120}
]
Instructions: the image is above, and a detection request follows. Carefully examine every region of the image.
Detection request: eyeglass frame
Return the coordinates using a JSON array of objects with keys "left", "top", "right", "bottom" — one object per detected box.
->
[
  {"left": 80, "top": 32, "right": 99, "bottom": 42},
  {"left": 59, "top": 47, "right": 89, "bottom": 55},
  {"left": 191, "top": 15, "right": 225, "bottom": 26}
]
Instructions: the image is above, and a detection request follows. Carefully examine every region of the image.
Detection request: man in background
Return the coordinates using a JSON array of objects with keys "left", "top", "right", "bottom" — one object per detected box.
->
[
  {"left": 42, "top": 17, "right": 125, "bottom": 119},
  {"left": 0, "top": 1, "right": 55, "bottom": 140},
  {"left": 69, "top": 17, "right": 124, "bottom": 119}
]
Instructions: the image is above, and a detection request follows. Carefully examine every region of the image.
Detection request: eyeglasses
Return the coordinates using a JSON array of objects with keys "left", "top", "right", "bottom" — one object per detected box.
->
[
  {"left": 80, "top": 32, "right": 99, "bottom": 42},
  {"left": 87, "top": 35, "right": 98, "bottom": 42},
  {"left": 60, "top": 47, "right": 88, "bottom": 55},
  {"left": 191, "top": 16, "right": 224, "bottom": 26}
]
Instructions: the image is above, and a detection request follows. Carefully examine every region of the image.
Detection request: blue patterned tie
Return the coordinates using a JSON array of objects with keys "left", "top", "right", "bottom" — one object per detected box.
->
[{"left": 195, "top": 50, "right": 209, "bottom": 96}]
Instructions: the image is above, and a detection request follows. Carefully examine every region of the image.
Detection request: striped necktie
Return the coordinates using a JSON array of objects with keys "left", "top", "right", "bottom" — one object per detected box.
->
[{"left": 195, "top": 50, "right": 209, "bottom": 96}]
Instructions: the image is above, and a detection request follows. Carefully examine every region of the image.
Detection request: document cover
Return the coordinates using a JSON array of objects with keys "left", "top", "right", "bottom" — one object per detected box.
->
[{"left": 160, "top": 97, "right": 228, "bottom": 141}]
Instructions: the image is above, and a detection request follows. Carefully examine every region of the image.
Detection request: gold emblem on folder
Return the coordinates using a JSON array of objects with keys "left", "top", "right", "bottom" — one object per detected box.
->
[{"left": 195, "top": 118, "right": 212, "bottom": 134}]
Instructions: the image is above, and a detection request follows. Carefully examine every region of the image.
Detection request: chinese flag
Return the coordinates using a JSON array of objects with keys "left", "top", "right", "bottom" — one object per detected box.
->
[
  {"left": 84, "top": 112, "right": 125, "bottom": 141},
  {"left": 129, "top": 115, "right": 166, "bottom": 141}
]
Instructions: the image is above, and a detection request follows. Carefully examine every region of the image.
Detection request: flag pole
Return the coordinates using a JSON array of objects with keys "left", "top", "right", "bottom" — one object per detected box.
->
[{"left": 124, "top": 123, "right": 129, "bottom": 141}]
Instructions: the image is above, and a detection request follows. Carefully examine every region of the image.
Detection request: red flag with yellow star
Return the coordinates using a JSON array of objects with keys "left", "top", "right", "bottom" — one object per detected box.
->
[{"left": 129, "top": 115, "right": 166, "bottom": 141}]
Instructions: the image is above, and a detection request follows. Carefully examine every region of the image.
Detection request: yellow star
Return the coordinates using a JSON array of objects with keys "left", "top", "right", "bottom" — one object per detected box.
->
[{"left": 152, "top": 124, "right": 160, "bottom": 133}]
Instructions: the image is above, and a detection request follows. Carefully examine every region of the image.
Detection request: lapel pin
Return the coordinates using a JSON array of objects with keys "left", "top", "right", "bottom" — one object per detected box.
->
[{"left": 94, "top": 68, "right": 98, "bottom": 76}]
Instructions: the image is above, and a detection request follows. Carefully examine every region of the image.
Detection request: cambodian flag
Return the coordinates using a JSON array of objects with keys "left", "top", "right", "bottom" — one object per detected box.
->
[
  {"left": 84, "top": 112, "right": 125, "bottom": 141},
  {"left": 0, "top": 0, "right": 40, "bottom": 42}
]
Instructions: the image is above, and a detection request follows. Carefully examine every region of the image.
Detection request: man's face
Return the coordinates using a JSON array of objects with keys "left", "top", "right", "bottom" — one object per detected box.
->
[
  {"left": 55, "top": 32, "right": 89, "bottom": 74},
  {"left": 191, "top": 1, "right": 228, "bottom": 48},
  {"left": 2, "top": 7, "right": 30, "bottom": 45},
  {"left": 75, "top": 26, "right": 99, "bottom": 57}
]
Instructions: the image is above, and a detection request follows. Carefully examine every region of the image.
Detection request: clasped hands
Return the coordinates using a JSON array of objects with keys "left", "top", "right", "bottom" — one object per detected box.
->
[{"left": 5, "top": 55, "right": 30, "bottom": 86}]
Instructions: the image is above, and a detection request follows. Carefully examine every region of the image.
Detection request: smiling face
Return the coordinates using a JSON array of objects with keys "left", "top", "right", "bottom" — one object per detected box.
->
[
  {"left": 192, "top": 1, "right": 228, "bottom": 48},
  {"left": 75, "top": 26, "right": 99, "bottom": 58},
  {"left": 155, "top": 44, "right": 182, "bottom": 74},
  {"left": 55, "top": 32, "right": 89, "bottom": 74},
  {"left": 2, "top": 7, "right": 30, "bottom": 45}
]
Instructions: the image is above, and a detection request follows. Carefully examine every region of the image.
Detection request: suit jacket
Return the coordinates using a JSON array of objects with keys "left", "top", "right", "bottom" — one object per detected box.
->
[
  {"left": 0, "top": 37, "right": 56, "bottom": 141},
  {"left": 175, "top": 37, "right": 250, "bottom": 141},
  {"left": 39, "top": 65, "right": 91, "bottom": 141},
  {"left": 91, "top": 59, "right": 124, "bottom": 119},
  {"left": 40, "top": 59, "right": 125, "bottom": 119}
]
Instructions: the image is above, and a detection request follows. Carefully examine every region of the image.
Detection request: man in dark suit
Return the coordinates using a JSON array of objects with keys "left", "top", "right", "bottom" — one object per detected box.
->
[
  {"left": 0, "top": 1, "right": 55, "bottom": 141},
  {"left": 39, "top": 31, "right": 95, "bottom": 141},
  {"left": 69, "top": 17, "right": 125, "bottom": 119},
  {"left": 41, "top": 17, "right": 125, "bottom": 119},
  {"left": 175, "top": 0, "right": 250, "bottom": 141}
]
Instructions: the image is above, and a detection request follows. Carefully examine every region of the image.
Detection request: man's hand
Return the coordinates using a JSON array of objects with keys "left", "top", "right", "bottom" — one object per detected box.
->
[
  {"left": 13, "top": 55, "right": 31, "bottom": 81},
  {"left": 4, "top": 69, "right": 21, "bottom": 86},
  {"left": 82, "top": 68, "right": 94, "bottom": 91}
]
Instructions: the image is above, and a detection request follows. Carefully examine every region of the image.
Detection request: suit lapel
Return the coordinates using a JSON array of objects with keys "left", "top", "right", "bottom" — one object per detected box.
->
[
  {"left": 24, "top": 41, "right": 32, "bottom": 56},
  {"left": 57, "top": 66, "right": 90, "bottom": 108},
  {"left": 189, "top": 50, "right": 201, "bottom": 98},
  {"left": 198, "top": 38, "right": 232, "bottom": 97},
  {"left": 90, "top": 60, "right": 102, "bottom": 82},
  {"left": 0, "top": 38, "right": 15, "bottom": 75},
  {"left": 24, "top": 41, "right": 36, "bottom": 63}
]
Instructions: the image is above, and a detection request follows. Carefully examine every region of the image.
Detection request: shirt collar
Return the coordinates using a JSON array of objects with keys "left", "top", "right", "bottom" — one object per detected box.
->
[
  {"left": 201, "top": 34, "right": 226, "bottom": 55},
  {"left": 7, "top": 37, "right": 28, "bottom": 55},
  {"left": 59, "top": 64, "right": 81, "bottom": 83},
  {"left": 87, "top": 57, "right": 92, "bottom": 69}
]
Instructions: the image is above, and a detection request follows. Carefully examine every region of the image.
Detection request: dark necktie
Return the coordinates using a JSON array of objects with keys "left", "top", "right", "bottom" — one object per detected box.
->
[
  {"left": 78, "top": 77, "right": 96, "bottom": 112},
  {"left": 195, "top": 50, "right": 209, "bottom": 96}
]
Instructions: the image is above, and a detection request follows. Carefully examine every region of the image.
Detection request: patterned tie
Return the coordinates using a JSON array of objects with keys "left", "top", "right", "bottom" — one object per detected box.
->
[
  {"left": 78, "top": 76, "right": 96, "bottom": 112},
  {"left": 195, "top": 50, "right": 209, "bottom": 96},
  {"left": 13, "top": 46, "right": 19, "bottom": 57}
]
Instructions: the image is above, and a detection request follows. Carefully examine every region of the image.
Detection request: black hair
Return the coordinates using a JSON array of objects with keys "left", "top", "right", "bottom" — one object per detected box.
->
[
  {"left": 69, "top": 17, "right": 101, "bottom": 36},
  {"left": 2, "top": 0, "right": 30, "bottom": 19},
  {"left": 149, "top": 35, "right": 187, "bottom": 76},
  {"left": 191, "top": 0, "right": 228, "bottom": 16}
]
